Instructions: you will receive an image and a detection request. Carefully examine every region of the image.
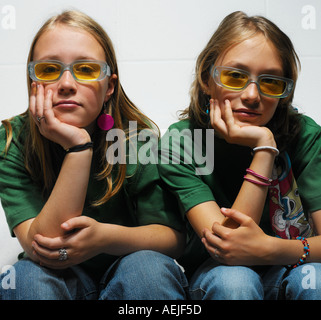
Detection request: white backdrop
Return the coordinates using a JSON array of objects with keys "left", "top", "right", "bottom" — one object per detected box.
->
[{"left": 1, "top": 0, "right": 321, "bottom": 268}]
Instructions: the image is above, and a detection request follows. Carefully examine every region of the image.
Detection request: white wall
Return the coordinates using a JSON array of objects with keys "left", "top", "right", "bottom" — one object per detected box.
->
[{"left": 1, "top": 0, "right": 320, "bottom": 267}]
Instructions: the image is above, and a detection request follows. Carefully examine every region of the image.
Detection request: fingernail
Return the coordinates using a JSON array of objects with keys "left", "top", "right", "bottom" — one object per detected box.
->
[{"left": 61, "top": 222, "right": 68, "bottom": 228}]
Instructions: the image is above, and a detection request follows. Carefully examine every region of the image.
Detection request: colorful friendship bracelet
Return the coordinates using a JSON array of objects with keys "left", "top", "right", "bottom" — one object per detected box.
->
[{"left": 290, "top": 236, "right": 310, "bottom": 269}]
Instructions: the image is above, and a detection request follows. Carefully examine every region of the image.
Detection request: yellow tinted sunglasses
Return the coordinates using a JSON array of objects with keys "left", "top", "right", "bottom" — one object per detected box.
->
[
  {"left": 28, "top": 60, "right": 111, "bottom": 82},
  {"left": 212, "top": 66, "right": 294, "bottom": 98}
]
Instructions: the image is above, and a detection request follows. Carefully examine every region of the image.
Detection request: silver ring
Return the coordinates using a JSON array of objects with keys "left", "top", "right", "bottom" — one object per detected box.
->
[
  {"left": 36, "top": 116, "right": 45, "bottom": 123},
  {"left": 214, "top": 248, "right": 219, "bottom": 259},
  {"left": 58, "top": 248, "right": 68, "bottom": 261}
]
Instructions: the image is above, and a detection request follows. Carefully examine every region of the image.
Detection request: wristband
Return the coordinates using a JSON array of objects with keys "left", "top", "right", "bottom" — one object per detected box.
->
[
  {"left": 246, "top": 168, "right": 272, "bottom": 184},
  {"left": 253, "top": 146, "right": 279, "bottom": 156},
  {"left": 65, "top": 142, "right": 93, "bottom": 153},
  {"left": 243, "top": 176, "right": 271, "bottom": 186}
]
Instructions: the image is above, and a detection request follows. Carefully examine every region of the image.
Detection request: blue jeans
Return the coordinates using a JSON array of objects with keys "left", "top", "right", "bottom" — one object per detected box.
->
[
  {"left": 0, "top": 250, "right": 188, "bottom": 300},
  {"left": 189, "top": 258, "right": 321, "bottom": 300}
]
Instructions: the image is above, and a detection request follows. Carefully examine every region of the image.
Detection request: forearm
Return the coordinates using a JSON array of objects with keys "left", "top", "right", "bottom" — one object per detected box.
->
[
  {"left": 98, "top": 224, "right": 186, "bottom": 259},
  {"left": 188, "top": 149, "right": 276, "bottom": 234},
  {"left": 231, "top": 149, "right": 276, "bottom": 224},
  {"left": 265, "top": 235, "right": 321, "bottom": 266},
  {"left": 28, "top": 148, "right": 93, "bottom": 239},
  {"left": 266, "top": 210, "right": 321, "bottom": 265}
]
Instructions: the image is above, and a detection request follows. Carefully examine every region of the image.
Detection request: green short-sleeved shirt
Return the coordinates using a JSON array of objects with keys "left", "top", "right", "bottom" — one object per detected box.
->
[
  {"left": 158, "top": 115, "right": 321, "bottom": 276},
  {"left": 0, "top": 114, "right": 183, "bottom": 281}
]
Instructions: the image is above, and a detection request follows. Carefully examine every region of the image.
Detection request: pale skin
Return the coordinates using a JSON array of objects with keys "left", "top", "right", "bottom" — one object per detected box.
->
[
  {"left": 187, "top": 34, "right": 321, "bottom": 267},
  {"left": 14, "top": 25, "right": 185, "bottom": 269}
]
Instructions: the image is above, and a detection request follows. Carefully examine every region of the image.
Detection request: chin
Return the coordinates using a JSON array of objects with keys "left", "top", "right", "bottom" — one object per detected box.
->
[
  {"left": 234, "top": 117, "right": 265, "bottom": 127},
  {"left": 57, "top": 117, "right": 87, "bottom": 128},
  {"left": 235, "top": 120, "right": 255, "bottom": 127}
]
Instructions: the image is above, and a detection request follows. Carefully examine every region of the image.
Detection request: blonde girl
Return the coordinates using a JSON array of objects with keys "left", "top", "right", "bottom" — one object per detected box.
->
[
  {"left": 0, "top": 10, "right": 186, "bottom": 300},
  {"left": 159, "top": 11, "right": 321, "bottom": 299}
]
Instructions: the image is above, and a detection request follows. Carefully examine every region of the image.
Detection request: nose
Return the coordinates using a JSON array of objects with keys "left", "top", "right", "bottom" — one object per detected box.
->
[
  {"left": 241, "top": 81, "right": 260, "bottom": 106},
  {"left": 57, "top": 70, "right": 77, "bottom": 95}
]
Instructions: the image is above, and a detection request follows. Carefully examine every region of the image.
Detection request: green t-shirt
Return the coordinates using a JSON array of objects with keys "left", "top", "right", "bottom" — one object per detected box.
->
[
  {"left": 0, "top": 114, "right": 183, "bottom": 281},
  {"left": 158, "top": 115, "right": 321, "bottom": 277}
]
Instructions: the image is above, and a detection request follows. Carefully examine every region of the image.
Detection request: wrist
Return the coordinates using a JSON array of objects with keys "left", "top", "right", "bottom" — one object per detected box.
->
[
  {"left": 65, "top": 142, "right": 93, "bottom": 153},
  {"left": 253, "top": 146, "right": 279, "bottom": 157},
  {"left": 256, "top": 137, "right": 277, "bottom": 149},
  {"left": 61, "top": 129, "right": 92, "bottom": 151},
  {"left": 262, "top": 235, "right": 278, "bottom": 265}
]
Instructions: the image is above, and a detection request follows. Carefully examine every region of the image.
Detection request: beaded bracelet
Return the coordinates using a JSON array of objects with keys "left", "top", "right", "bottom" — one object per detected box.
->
[
  {"left": 65, "top": 142, "right": 94, "bottom": 153},
  {"left": 290, "top": 236, "right": 310, "bottom": 269}
]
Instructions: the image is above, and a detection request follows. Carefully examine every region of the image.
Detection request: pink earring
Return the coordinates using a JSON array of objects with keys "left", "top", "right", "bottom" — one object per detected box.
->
[{"left": 97, "top": 113, "right": 114, "bottom": 131}]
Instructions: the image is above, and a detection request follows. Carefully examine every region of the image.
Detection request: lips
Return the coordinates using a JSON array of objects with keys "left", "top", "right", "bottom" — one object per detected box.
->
[
  {"left": 233, "top": 109, "right": 261, "bottom": 116},
  {"left": 53, "top": 100, "right": 82, "bottom": 108}
]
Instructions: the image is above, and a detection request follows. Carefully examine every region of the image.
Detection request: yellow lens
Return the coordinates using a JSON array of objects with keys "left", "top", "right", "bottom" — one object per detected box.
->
[
  {"left": 259, "top": 78, "right": 285, "bottom": 96},
  {"left": 220, "top": 70, "right": 248, "bottom": 89},
  {"left": 35, "top": 63, "right": 62, "bottom": 81},
  {"left": 73, "top": 63, "right": 101, "bottom": 80}
]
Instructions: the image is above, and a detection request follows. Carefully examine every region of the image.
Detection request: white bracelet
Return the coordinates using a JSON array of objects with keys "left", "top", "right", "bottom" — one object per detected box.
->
[{"left": 253, "top": 146, "right": 280, "bottom": 156}]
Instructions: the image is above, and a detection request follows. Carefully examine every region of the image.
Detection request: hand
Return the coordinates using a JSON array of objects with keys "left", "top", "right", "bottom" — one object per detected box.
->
[
  {"left": 209, "top": 99, "right": 276, "bottom": 148},
  {"left": 29, "top": 82, "right": 91, "bottom": 149},
  {"left": 202, "top": 208, "right": 271, "bottom": 266},
  {"left": 31, "top": 216, "right": 104, "bottom": 269}
]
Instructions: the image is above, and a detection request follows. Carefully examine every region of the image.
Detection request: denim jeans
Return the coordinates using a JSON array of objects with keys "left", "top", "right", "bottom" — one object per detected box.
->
[
  {"left": 189, "top": 257, "right": 321, "bottom": 300},
  {"left": 0, "top": 250, "right": 188, "bottom": 300}
]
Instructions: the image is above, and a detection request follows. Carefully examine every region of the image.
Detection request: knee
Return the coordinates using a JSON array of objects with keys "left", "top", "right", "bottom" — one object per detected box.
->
[
  {"left": 114, "top": 250, "right": 176, "bottom": 280},
  {"left": 284, "top": 263, "right": 321, "bottom": 299},
  {"left": 197, "top": 266, "right": 264, "bottom": 300},
  {"left": 100, "top": 250, "right": 187, "bottom": 299},
  {"left": 1, "top": 259, "right": 75, "bottom": 300},
  {"left": 1, "top": 259, "right": 44, "bottom": 299}
]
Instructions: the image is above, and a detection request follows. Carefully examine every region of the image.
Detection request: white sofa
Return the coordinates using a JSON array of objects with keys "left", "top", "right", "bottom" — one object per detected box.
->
[{"left": 0, "top": 206, "right": 22, "bottom": 270}]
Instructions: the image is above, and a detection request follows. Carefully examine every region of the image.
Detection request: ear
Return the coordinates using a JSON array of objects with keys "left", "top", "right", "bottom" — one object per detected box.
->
[
  {"left": 200, "top": 71, "right": 212, "bottom": 96},
  {"left": 202, "top": 83, "right": 211, "bottom": 96},
  {"left": 104, "top": 74, "right": 118, "bottom": 102}
]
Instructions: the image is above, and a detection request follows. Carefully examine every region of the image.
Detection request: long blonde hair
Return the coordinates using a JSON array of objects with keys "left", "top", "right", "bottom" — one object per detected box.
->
[
  {"left": 182, "top": 11, "right": 301, "bottom": 151},
  {"left": 2, "top": 10, "right": 155, "bottom": 205}
]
